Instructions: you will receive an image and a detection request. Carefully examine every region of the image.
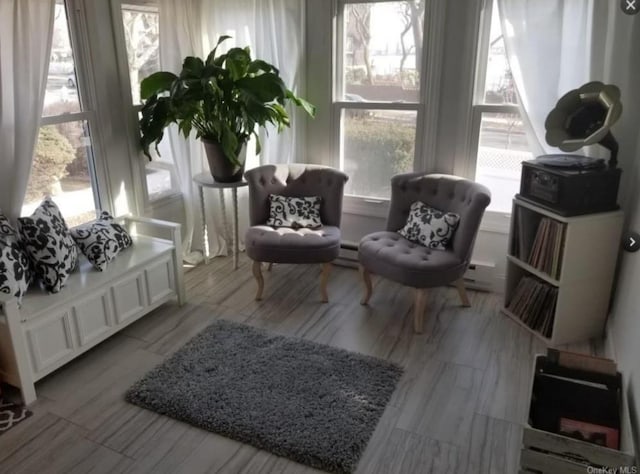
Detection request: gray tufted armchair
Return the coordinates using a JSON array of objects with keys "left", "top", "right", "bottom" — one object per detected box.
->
[
  {"left": 358, "top": 173, "right": 491, "bottom": 333},
  {"left": 244, "top": 164, "right": 348, "bottom": 302}
]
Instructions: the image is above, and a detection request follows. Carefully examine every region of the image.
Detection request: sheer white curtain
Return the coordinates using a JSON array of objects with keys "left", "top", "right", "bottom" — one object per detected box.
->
[
  {"left": 158, "top": 0, "right": 305, "bottom": 261},
  {"left": 0, "top": 0, "right": 55, "bottom": 221},
  {"left": 497, "top": 0, "right": 640, "bottom": 176},
  {"left": 158, "top": 0, "right": 208, "bottom": 264}
]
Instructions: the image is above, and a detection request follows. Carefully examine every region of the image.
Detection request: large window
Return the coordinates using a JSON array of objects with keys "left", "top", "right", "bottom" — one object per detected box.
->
[
  {"left": 22, "top": 0, "right": 100, "bottom": 227},
  {"left": 472, "top": 0, "right": 533, "bottom": 213},
  {"left": 335, "top": 1, "right": 425, "bottom": 200},
  {"left": 121, "top": 1, "right": 178, "bottom": 201}
]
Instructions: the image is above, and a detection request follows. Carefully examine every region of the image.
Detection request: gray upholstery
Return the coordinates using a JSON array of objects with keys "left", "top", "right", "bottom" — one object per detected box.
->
[
  {"left": 245, "top": 165, "right": 348, "bottom": 227},
  {"left": 244, "top": 164, "right": 348, "bottom": 264},
  {"left": 359, "top": 173, "right": 491, "bottom": 288},
  {"left": 246, "top": 225, "right": 341, "bottom": 264},
  {"left": 359, "top": 232, "right": 467, "bottom": 288}
]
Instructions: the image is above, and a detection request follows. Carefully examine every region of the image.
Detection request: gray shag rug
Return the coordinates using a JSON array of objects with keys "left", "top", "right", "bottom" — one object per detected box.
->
[{"left": 125, "top": 319, "right": 403, "bottom": 473}]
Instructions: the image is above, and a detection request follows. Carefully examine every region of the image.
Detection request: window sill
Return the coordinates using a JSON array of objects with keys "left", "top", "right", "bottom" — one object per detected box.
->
[
  {"left": 343, "top": 196, "right": 512, "bottom": 234},
  {"left": 480, "top": 210, "right": 511, "bottom": 234},
  {"left": 342, "top": 195, "right": 390, "bottom": 219}
]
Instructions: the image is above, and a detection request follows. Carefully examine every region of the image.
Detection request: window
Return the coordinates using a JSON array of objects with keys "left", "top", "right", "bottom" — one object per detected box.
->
[
  {"left": 121, "top": 2, "right": 178, "bottom": 201},
  {"left": 471, "top": 0, "right": 533, "bottom": 213},
  {"left": 22, "top": 0, "right": 100, "bottom": 227},
  {"left": 335, "top": 1, "right": 425, "bottom": 200}
]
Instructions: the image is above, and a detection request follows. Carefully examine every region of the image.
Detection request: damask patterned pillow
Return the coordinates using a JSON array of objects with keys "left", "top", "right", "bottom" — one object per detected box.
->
[
  {"left": 266, "top": 194, "right": 322, "bottom": 229},
  {"left": 0, "top": 212, "right": 32, "bottom": 305},
  {"left": 70, "top": 211, "right": 133, "bottom": 271},
  {"left": 398, "top": 201, "right": 460, "bottom": 250},
  {"left": 18, "top": 197, "right": 78, "bottom": 293}
]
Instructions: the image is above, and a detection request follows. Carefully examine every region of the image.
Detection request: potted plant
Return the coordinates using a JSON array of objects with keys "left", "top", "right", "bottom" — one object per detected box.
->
[{"left": 138, "top": 36, "right": 315, "bottom": 182}]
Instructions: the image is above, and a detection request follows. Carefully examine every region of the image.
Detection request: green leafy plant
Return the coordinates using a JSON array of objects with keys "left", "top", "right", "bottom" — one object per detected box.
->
[
  {"left": 343, "top": 117, "right": 414, "bottom": 196},
  {"left": 139, "top": 36, "right": 315, "bottom": 166},
  {"left": 26, "top": 126, "right": 76, "bottom": 203}
]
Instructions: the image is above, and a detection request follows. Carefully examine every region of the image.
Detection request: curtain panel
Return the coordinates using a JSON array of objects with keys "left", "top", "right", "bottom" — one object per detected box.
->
[
  {"left": 158, "top": 0, "right": 305, "bottom": 262},
  {"left": 0, "top": 0, "right": 56, "bottom": 221},
  {"left": 497, "top": 0, "right": 640, "bottom": 189}
]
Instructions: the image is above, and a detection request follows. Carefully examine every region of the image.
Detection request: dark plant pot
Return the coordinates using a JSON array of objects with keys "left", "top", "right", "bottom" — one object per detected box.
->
[{"left": 202, "top": 138, "right": 246, "bottom": 183}]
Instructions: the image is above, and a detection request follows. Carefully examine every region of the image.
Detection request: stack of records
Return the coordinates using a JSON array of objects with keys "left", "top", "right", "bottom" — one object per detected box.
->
[
  {"left": 507, "top": 276, "right": 559, "bottom": 338},
  {"left": 527, "top": 217, "right": 565, "bottom": 279}
]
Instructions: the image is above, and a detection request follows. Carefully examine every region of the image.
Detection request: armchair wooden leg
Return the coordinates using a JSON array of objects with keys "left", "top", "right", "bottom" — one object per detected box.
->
[
  {"left": 455, "top": 278, "right": 471, "bottom": 307},
  {"left": 252, "top": 261, "right": 264, "bottom": 301},
  {"left": 359, "top": 265, "right": 373, "bottom": 305},
  {"left": 320, "top": 263, "right": 331, "bottom": 303},
  {"left": 267, "top": 263, "right": 273, "bottom": 272},
  {"left": 413, "top": 288, "right": 428, "bottom": 334}
]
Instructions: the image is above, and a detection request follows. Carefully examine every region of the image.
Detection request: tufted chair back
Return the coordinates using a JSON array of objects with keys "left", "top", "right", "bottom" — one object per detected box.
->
[
  {"left": 386, "top": 173, "right": 491, "bottom": 263},
  {"left": 244, "top": 164, "right": 349, "bottom": 227}
]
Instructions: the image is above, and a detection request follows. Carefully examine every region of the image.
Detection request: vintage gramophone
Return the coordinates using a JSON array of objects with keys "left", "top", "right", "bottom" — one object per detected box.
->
[{"left": 518, "top": 81, "right": 623, "bottom": 216}]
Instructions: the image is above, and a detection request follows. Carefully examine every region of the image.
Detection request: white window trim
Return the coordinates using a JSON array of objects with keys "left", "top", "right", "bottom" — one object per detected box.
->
[
  {"left": 32, "top": 0, "right": 108, "bottom": 216},
  {"left": 68, "top": 0, "right": 111, "bottom": 212},
  {"left": 332, "top": 0, "right": 445, "bottom": 216}
]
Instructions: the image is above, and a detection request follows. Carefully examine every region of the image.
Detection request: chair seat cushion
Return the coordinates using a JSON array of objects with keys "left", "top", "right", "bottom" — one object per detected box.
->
[
  {"left": 358, "top": 231, "right": 467, "bottom": 288},
  {"left": 246, "top": 225, "right": 341, "bottom": 264}
]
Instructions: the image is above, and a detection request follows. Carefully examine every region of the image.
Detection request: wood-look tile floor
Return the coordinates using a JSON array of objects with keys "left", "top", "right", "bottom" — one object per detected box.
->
[{"left": 0, "top": 255, "right": 606, "bottom": 474}]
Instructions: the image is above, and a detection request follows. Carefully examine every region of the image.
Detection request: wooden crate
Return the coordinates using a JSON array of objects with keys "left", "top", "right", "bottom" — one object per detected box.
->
[
  {"left": 521, "top": 425, "right": 634, "bottom": 473},
  {"left": 521, "top": 353, "right": 636, "bottom": 473}
]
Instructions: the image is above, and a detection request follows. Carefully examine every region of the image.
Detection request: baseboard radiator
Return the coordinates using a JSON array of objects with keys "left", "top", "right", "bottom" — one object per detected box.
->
[{"left": 336, "top": 241, "right": 496, "bottom": 292}]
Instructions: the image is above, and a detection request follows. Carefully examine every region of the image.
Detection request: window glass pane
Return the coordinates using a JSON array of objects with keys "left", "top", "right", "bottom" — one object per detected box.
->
[
  {"left": 482, "top": 0, "right": 517, "bottom": 105},
  {"left": 122, "top": 4, "right": 160, "bottom": 105},
  {"left": 145, "top": 134, "right": 176, "bottom": 199},
  {"left": 137, "top": 112, "right": 177, "bottom": 198},
  {"left": 145, "top": 166, "right": 174, "bottom": 200},
  {"left": 44, "top": 1, "right": 81, "bottom": 115},
  {"left": 342, "top": 1, "right": 424, "bottom": 103},
  {"left": 342, "top": 109, "right": 416, "bottom": 198},
  {"left": 474, "top": 112, "right": 533, "bottom": 212},
  {"left": 22, "top": 123, "right": 98, "bottom": 227}
]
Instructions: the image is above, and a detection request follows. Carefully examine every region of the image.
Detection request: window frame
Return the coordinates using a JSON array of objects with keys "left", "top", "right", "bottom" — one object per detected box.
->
[
  {"left": 27, "top": 0, "right": 107, "bottom": 222},
  {"left": 111, "top": 0, "right": 181, "bottom": 209},
  {"left": 331, "top": 0, "right": 444, "bottom": 216}
]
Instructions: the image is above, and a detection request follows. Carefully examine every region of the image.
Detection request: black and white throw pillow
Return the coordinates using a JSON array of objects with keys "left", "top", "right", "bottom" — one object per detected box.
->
[
  {"left": 0, "top": 211, "right": 32, "bottom": 305},
  {"left": 398, "top": 201, "right": 460, "bottom": 250},
  {"left": 70, "top": 211, "right": 133, "bottom": 271},
  {"left": 18, "top": 197, "right": 78, "bottom": 293},
  {"left": 266, "top": 195, "right": 322, "bottom": 229}
]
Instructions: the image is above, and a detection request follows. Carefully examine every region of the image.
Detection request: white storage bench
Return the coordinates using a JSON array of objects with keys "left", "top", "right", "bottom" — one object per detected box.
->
[{"left": 0, "top": 216, "right": 185, "bottom": 405}]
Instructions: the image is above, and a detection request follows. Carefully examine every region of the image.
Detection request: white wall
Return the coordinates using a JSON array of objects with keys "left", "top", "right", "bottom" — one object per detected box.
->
[
  {"left": 609, "top": 202, "right": 640, "bottom": 455},
  {"left": 599, "top": 9, "right": 640, "bottom": 454},
  {"left": 608, "top": 148, "right": 640, "bottom": 454}
]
